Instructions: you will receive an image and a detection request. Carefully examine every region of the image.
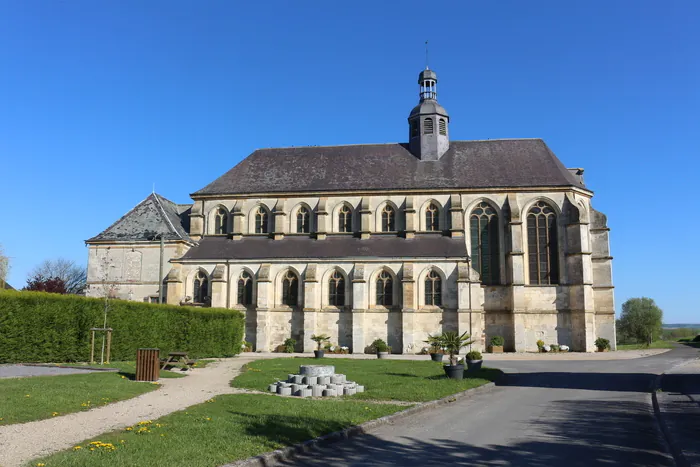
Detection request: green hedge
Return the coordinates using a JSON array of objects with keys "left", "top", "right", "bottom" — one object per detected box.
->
[{"left": 0, "top": 290, "right": 245, "bottom": 363}]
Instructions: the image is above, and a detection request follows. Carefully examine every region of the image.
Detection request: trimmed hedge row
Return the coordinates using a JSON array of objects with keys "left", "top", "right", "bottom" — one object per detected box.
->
[{"left": 0, "top": 290, "right": 245, "bottom": 363}]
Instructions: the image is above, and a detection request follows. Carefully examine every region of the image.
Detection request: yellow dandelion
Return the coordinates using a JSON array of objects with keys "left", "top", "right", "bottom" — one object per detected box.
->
[
  {"left": 125, "top": 427, "right": 133, "bottom": 431},
  {"left": 25, "top": 394, "right": 31, "bottom": 398},
  {"left": 73, "top": 446, "right": 82, "bottom": 450},
  {"left": 36, "top": 464, "right": 45, "bottom": 467},
  {"left": 120, "top": 440, "right": 125, "bottom": 443},
  {"left": 52, "top": 412, "right": 59, "bottom": 417},
  {"left": 90, "top": 447, "right": 95, "bottom": 451},
  {"left": 160, "top": 434, "right": 165, "bottom": 437}
]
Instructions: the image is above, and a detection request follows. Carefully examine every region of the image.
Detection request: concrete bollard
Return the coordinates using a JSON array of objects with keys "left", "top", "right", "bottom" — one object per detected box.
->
[
  {"left": 299, "top": 388, "right": 312, "bottom": 398},
  {"left": 292, "top": 384, "right": 305, "bottom": 393},
  {"left": 303, "top": 376, "right": 318, "bottom": 385},
  {"left": 268, "top": 384, "right": 278, "bottom": 393},
  {"left": 277, "top": 386, "right": 292, "bottom": 396},
  {"left": 288, "top": 374, "right": 296, "bottom": 382},
  {"left": 330, "top": 375, "right": 343, "bottom": 384},
  {"left": 322, "top": 388, "right": 337, "bottom": 397},
  {"left": 291, "top": 375, "right": 304, "bottom": 384},
  {"left": 343, "top": 387, "right": 356, "bottom": 396},
  {"left": 311, "top": 385, "right": 324, "bottom": 397},
  {"left": 318, "top": 376, "right": 331, "bottom": 385},
  {"left": 356, "top": 385, "right": 365, "bottom": 393}
]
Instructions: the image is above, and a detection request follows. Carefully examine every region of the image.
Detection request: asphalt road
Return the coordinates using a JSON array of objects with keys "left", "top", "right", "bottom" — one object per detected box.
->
[
  {"left": 285, "top": 345, "right": 698, "bottom": 467},
  {"left": 0, "top": 364, "right": 97, "bottom": 378}
]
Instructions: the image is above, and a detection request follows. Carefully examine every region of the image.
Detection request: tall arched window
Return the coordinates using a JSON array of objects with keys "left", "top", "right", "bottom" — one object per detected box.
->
[
  {"left": 281, "top": 271, "right": 299, "bottom": 306},
  {"left": 381, "top": 205, "right": 396, "bottom": 232},
  {"left": 470, "top": 202, "right": 500, "bottom": 285},
  {"left": 328, "top": 270, "right": 345, "bottom": 307},
  {"left": 425, "top": 203, "right": 440, "bottom": 231},
  {"left": 527, "top": 201, "right": 559, "bottom": 285},
  {"left": 254, "top": 207, "right": 269, "bottom": 234},
  {"left": 376, "top": 271, "right": 393, "bottom": 307},
  {"left": 193, "top": 270, "right": 208, "bottom": 304},
  {"left": 237, "top": 271, "right": 253, "bottom": 306},
  {"left": 439, "top": 118, "right": 447, "bottom": 136},
  {"left": 338, "top": 205, "right": 352, "bottom": 233},
  {"left": 296, "top": 207, "right": 310, "bottom": 233},
  {"left": 424, "top": 117, "right": 434, "bottom": 134},
  {"left": 214, "top": 208, "right": 227, "bottom": 234},
  {"left": 424, "top": 270, "right": 442, "bottom": 306}
]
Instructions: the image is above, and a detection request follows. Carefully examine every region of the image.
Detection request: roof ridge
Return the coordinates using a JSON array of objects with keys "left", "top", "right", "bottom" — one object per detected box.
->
[
  {"left": 86, "top": 194, "right": 156, "bottom": 242},
  {"left": 152, "top": 194, "right": 184, "bottom": 241}
]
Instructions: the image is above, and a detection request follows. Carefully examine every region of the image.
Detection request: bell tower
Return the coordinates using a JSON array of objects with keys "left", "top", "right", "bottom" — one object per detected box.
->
[{"left": 408, "top": 68, "right": 450, "bottom": 161}]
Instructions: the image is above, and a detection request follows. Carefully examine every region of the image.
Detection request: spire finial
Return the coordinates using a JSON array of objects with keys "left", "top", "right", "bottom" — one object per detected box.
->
[{"left": 425, "top": 40, "right": 429, "bottom": 70}]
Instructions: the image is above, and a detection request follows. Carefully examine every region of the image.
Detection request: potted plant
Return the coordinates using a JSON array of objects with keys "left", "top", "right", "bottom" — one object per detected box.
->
[
  {"left": 311, "top": 334, "right": 330, "bottom": 358},
  {"left": 440, "top": 331, "right": 474, "bottom": 380},
  {"left": 241, "top": 341, "right": 253, "bottom": 352},
  {"left": 372, "top": 338, "right": 390, "bottom": 359},
  {"left": 489, "top": 335, "right": 505, "bottom": 353},
  {"left": 424, "top": 333, "right": 444, "bottom": 362},
  {"left": 465, "top": 350, "right": 483, "bottom": 372},
  {"left": 536, "top": 339, "right": 545, "bottom": 352},
  {"left": 595, "top": 337, "right": 610, "bottom": 352}
]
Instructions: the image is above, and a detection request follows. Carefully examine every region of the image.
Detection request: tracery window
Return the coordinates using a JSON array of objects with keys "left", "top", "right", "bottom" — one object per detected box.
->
[
  {"left": 376, "top": 271, "right": 393, "bottom": 307},
  {"left": 254, "top": 207, "right": 269, "bottom": 234},
  {"left": 424, "top": 117, "right": 434, "bottom": 135},
  {"left": 193, "top": 270, "right": 208, "bottom": 304},
  {"left": 237, "top": 271, "right": 253, "bottom": 306},
  {"left": 527, "top": 201, "right": 559, "bottom": 285},
  {"left": 328, "top": 270, "right": 345, "bottom": 307},
  {"left": 470, "top": 202, "right": 500, "bottom": 285},
  {"left": 381, "top": 205, "right": 396, "bottom": 232},
  {"left": 338, "top": 205, "right": 352, "bottom": 233},
  {"left": 214, "top": 207, "right": 227, "bottom": 234},
  {"left": 425, "top": 203, "right": 440, "bottom": 231},
  {"left": 296, "top": 207, "right": 310, "bottom": 233},
  {"left": 281, "top": 271, "right": 299, "bottom": 306},
  {"left": 424, "top": 270, "right": 442, "bottom": 306}
]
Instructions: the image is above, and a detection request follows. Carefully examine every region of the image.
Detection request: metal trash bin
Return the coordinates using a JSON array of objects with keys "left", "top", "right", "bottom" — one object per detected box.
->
[{"left": 136, "top": 348, "right": 160, "bottom": 382}]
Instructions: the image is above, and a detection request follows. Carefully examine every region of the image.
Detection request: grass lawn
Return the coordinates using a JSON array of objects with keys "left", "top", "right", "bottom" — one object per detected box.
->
[
  {"left": 232, "top": 357, "right": 502, "bottom": 402},
  {"left": 33, "top": 394, "right": 405, "bottom": 467},
  {"left": 0, "top": 372, "right": 159, "bottom": 425},
  {"left": 617, "top": 341, "right": 677, "bottom": 350}
]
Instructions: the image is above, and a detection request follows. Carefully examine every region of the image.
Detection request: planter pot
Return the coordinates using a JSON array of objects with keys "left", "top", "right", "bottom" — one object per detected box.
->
[
  {"left": 377, "top": 351, "right": 389, "bottom": 359},
  {"left": 430, "top": 353, "right": 444, "bottom": 363},
  {"left": 443, "top": 364, "right": 465, "bottom": 380},
  {"left": 597, "top": 347, "right": 609, "bottom": 352},
  {"left": 466, "top": 359, "right": 483, "bottom": 372},
  {"left": 489, "top": 345, "right": 504, "bottom": 354},
  {"left": 314, "top": 350, "right": 325, "bottom": 358}
]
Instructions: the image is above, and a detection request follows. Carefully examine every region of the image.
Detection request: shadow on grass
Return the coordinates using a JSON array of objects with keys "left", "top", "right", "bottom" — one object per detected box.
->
[{"left": 238, "top": 398, "right": 673, "bottom": 467}]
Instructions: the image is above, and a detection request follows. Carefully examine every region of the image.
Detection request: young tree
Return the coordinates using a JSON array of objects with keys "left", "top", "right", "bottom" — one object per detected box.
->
[
  {"left": 24, "top": 274, "right": 68, "bottom": 294},
  {"left": 0, "top": 243, "right": 10, "bottom": 290},
  {"left": 617, "top": 297, "right": 664, "bottom": 346},
  {"left": 28, "top": 258, "right": 86, "bottom": 295}
]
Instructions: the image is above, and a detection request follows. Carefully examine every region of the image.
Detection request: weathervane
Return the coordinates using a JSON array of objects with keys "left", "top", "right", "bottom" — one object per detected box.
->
[{"left": 425, "top": 40, "right": 429, "bottom": 70}]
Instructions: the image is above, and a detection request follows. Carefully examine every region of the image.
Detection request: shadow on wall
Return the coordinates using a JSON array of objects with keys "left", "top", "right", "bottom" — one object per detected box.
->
[{"left": 260, "top": 398, "right": 673, "bottom": 467}]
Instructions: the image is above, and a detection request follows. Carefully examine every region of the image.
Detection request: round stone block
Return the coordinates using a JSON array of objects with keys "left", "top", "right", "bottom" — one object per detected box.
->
[
  {"left": 317, "top": 376, "right": 331, "bottom": 385},
  {"left": 311, "top": 385, "right": 325, "bottom": 397},
  {"left": 268, "top": 384, "right": 278, "bottom": 393},
  {"left": 277, "top": 386, "right": 292, "bottom": 396},
  {"left": 343, "top": 387, "right": 356, "bottom": 396},
  {"left": 302, "top": 376, "right": 318, "bottom": 385},
  {"left": 322, "top": 389, "right": 337, "bottom": 397},
  {"left": 330, "top": 375, "right": 343, "bottom": 384},
  {"left": 290, "top": 375, "right": 303, "bottom": 384},
  {"left": 292, "top": 384, "right": 305, "bottom": 393},
  {"left": 356, "top": 385, "right": 365, "bottom": 393},
  {"left": 299, "top": 388, "right": 312, "bottom": 398},
  {"left": 299, "top": 365, "right": 335, "bottom": 377},
  {"left": 287, "top": 374, "right": 296, "bottom": 382}
]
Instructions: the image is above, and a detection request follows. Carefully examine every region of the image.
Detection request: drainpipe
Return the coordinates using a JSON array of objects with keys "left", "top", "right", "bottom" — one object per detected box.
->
[
  {"left": 467, "top": 255, "right": 473, "bottom": 351},
  {"left": 226, "top": 261, "right": 231, "bottom": 309}
]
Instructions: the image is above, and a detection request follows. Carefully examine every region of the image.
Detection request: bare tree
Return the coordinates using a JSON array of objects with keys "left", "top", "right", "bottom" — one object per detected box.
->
[
  {"left": 0, "top": 243, "right": 10, "bottom": 290},
  {"left": 28, "top": 258, "right": 87, "bottom": 295}
]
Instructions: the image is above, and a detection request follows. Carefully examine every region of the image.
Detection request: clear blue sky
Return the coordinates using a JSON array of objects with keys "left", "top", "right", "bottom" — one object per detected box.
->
[{"left": 0, "top": 1, "right": 697, "bottom": 323}]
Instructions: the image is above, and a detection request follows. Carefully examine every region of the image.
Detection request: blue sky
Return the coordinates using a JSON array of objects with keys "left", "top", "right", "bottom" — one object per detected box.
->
[{"left": 0, "top": 1, "right": 697, "bottom": 323}]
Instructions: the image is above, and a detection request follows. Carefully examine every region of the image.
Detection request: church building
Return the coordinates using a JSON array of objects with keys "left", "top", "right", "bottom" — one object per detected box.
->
[{"left": 85, "top": 67, "right": 615, "bottom": 352}]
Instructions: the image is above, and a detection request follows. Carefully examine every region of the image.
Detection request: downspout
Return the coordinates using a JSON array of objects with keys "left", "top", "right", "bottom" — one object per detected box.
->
[
  {"left": 467, "top": 255, "right": 473, "bottom": 351},
  {"left": 226, "top": 260, "right": 231, "bottom": 309}
]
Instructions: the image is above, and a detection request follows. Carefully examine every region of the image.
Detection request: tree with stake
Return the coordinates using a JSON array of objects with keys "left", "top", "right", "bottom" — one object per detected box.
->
[{"left": 311, "top": 334, "right": 330, "bottom": 358}]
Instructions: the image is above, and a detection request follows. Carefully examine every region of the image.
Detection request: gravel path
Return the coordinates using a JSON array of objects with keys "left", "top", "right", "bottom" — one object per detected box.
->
[
  {"left": 0, "top": 364, "right": 98, "bottom": 379},
  {"left": 0, "top": 356, "right": 267, "bottom": 467}
]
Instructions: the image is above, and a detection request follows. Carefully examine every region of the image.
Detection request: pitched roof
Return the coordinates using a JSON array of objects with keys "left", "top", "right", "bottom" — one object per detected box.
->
[
  {"left": 177, "top": 234, "right": 467, "bottom": 261},
  {"left": 86, "top": 193, "right": 193, "bottom": 243},
  {"left": 193, "top": 139, "right": 586, "bottom": 196}
]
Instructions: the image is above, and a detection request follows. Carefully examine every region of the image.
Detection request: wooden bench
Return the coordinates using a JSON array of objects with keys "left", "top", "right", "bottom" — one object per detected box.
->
[{"left": 160, "top": 351, "right": 195, "bottom": 370}]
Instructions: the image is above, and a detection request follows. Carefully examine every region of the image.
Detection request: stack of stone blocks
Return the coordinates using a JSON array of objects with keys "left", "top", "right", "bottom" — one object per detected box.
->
[{"left": 267, "top": 365, "right": 364, "bottom": 398}]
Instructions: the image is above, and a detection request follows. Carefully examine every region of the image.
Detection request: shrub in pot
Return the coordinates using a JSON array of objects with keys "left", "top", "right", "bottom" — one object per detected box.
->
[
  {"left": 372, "top": 339, "right": 391, "bottom": 359},
  {"left": 311, "top": 334, "right": 330, "bottom": 358},
  {"left": 283, "top": 338, "right": 296, "bottom": 353},
  {"left": 465, "top": 350, "right": 483, "bottom": 372},
  {"left": 536, "top": 339, "right": 545, "bottom": 353},
  {"left": 595, "top": 337, "right": 610, "bottom": 352},
  {"left": 440, "top": 331, "right": 474, "bottom": 380},
  {"left": 489, "top": 335, "right": 505, "bottom": 353},
  {"left": 424, "top": 333, "right": 445, "bottom": 362}
]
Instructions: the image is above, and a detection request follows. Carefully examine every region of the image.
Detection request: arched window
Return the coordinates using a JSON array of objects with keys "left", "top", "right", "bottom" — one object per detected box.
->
[
  {"left": 296, "top": 207, "right": 310, "bottom": 233},
  {"left": 328, "top": 270, "right": 345, "bottom": 307},
  {"left": 381, "top": 205, "right": 396, "bottom": 232},
  {"left": 410, "top": 120, "right": 419, "bottom": 138},
  {"left": 214, "top": 208, "right": 227, "bottom": 235},
  {"left": 254, "top": 207, "right": 269, "bottom": 234},
  {"left": 193, "top": 270, "right": 208, "bottom": 304},
  {"left": 281, "top": 271, "right": 299, "bottom": 306},
  {"left": 338, "top": 205, "right": 352, "bottom": 233},
  {"left": 439, "top": 118, "right": 447, "bottom": 136},
  {"left": 470, "top": 202, "right": 500, "bottom": 285},
  {"left": 376, "top": 271, "right": 393, "bottom": 307},
  {"left": 527, "top": 201, "right": 559, "bottom": 285},
  {"left": 424, "top": 117, "right": 434, "bottom": 135},
  {"left": 425, "top": 203, "right": 440, "bottom": 231},
  {"left": 237, "top": 271, "right": 253, "bottom": 306},
  {"left": 424, "top": 270, "right": 442, "bottom": 306}
]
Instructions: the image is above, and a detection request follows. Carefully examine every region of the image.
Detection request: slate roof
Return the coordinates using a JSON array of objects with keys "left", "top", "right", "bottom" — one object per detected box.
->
[
  {"left": 178, "top": 234, "right": 467, "bottom": 261},
  {"left": 86, "top": 193, "right": 193, "bottom": 243},
  {"left": 193, "top": 139, "right": 586, "bottom": 196}
]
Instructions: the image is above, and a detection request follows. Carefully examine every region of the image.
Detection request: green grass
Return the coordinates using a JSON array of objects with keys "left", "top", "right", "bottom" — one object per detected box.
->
[
  {"left": 33, "top": 394, "right": 405, "bottom": 467},
  {"left": 96, "top": 361, "right": 186, "bottom": 379},
  {"left": 617, "top": 340, "right": 677, "bottom": 350},
  {"left": 232, "top": 357, "right": 502, "bottom": 402},
  {"left": 0, "top": 372, "right": 159, "bottom": 425}
]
